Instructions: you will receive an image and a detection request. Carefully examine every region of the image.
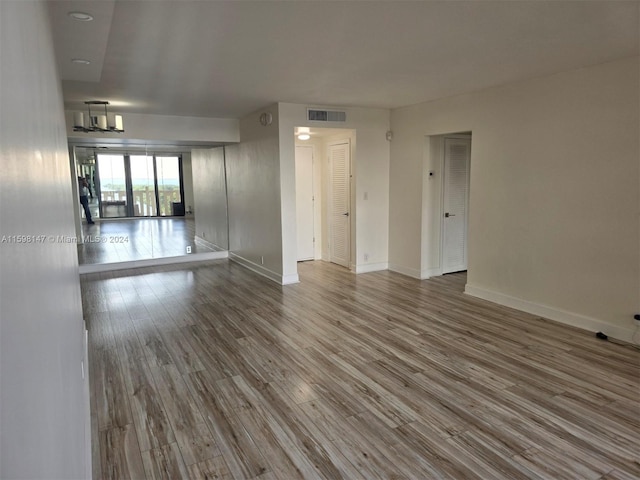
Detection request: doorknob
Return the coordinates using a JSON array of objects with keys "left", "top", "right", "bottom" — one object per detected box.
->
[
  {"left": 342, "top": 212, "right": 349, "bottom": 217},
  {"left": 444, "top": 212, "right": 456, "bottom": 218}
]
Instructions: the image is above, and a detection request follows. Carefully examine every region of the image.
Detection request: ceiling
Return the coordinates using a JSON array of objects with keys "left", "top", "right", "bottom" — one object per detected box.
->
[{"left": 49, "top": 1, "right": 639, "bottom": 120}]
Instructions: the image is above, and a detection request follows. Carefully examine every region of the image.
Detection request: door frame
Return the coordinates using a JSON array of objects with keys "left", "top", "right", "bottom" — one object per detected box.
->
[{"left": 440, "top": 134, "right": 471, "bottom": 274}]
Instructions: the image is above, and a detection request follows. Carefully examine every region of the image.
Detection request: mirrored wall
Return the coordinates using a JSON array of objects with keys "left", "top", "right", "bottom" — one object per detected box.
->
[{"left": 73, "top": 145, "right": 230, "bottom": 266}]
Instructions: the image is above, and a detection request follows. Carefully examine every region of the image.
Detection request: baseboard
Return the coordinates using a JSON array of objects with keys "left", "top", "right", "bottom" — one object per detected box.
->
[
  {"left": 229, "top": 252, "right": 299, "bottom": 285},
  {"left": 465, "top": 283, "right": 637, "bottom": 344},
  {"left": 79, "top": 250, "right": 229, "bottom": 274},
  {"left": 195, "top": 235, "right": 226, "bottom": 252},
  {"left": 355, "top": 262, "right": 389, "bottom": 274},
  {"left": 388, "top": 264, "right": 422, "bottom": 279}
]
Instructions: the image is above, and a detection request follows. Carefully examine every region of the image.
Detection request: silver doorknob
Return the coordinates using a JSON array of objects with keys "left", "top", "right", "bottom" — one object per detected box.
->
[
  {"left": 342, "top": 212, "right": 349, "bottom": 217},
  {"left": 445, "top": 212, "right": 456, "bottom": 218}
]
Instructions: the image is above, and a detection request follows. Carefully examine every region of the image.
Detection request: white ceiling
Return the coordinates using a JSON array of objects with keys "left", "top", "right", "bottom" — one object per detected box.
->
[{"left": 49, "top": 1, "right": 639, "bottom": 120}]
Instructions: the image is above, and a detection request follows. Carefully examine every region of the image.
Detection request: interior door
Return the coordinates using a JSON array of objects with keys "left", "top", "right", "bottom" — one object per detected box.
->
[
  {"left": 295, "top": 146, "right": 315, "bottom": 261},
  {"left": 329, "top": 142, "right": 350, "bottom": 268},
  {"left": 442, "top": 137, "right": 470, "bottom": 274}
]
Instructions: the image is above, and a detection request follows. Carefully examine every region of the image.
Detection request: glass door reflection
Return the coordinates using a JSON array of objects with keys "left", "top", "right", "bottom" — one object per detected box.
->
[
  {"left": 156, "top": 156, "right": 184, "bottom": 216},
  {"left": 97, "top": 154, "right": 128, "bottom": 218},
  {"left": 130, "top": 155, "right": 158, "bottom": 216}
]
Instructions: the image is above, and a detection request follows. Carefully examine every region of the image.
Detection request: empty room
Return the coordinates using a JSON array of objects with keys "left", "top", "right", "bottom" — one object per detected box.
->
[{"left": 1, "top": 1, "right": 638, "bottom": 479}]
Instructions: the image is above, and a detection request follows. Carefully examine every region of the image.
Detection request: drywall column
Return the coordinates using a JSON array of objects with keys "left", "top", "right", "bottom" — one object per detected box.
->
[
  {"left": 1, "top": 1, "right": 90, "bottom": 478},
  {"left": 226, "top": 104, "right": 291, "bottom": 283}
]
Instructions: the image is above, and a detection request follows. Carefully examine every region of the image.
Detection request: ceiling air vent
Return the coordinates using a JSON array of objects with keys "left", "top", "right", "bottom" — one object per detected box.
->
[{"left": 307, "top": 109, "right": 346, "bottom": 123}]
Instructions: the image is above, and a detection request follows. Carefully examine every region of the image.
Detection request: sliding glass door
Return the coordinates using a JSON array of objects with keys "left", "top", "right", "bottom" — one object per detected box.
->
[{"left": 96, "top": 153, "right": 183, "bottom": 218}]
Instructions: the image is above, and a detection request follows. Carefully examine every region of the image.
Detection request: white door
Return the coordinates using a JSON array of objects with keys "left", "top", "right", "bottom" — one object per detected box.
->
[
  {"left": 329, "top": 142, "right": 350, "bottom": 268},
  {"left": 442, "top": 137, "right": 470, "bottom": 274},
  {"left": 295, "top": 146, "right": 315, "bottom": 261}
]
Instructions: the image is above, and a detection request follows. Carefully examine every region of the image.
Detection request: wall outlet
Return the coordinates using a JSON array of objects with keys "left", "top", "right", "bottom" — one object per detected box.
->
[{"left": 186, "top": 246, "right": 192, "bottom": 254}]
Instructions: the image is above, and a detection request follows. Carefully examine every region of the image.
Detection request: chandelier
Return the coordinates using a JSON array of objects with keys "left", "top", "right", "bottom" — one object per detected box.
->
[{"left": 73, "top": 101, "right": 124, "bottom": 133}]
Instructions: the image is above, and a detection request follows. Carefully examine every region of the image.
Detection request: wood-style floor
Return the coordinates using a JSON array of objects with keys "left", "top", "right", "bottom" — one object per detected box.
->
[
  {"left": 78, "top": 218, "right": 217, "bottom": 265},
  {"left": 81, "top": 260, "right": 640, "bottom": 480}
]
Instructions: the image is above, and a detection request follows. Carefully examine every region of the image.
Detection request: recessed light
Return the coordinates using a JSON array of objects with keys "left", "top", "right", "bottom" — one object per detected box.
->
[
  {"left": 297, "top": 134, "right": 311, "bottom": 141},
  {"left": 71, "top": 58, "right": 91, "bottom": 65},
  {"left": 68, "top": 11, "right": 93, "bottom": 21}
]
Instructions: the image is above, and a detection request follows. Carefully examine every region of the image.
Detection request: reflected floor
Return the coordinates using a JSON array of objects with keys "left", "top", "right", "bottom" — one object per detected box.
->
[{"left": 78, "top": 218, "right": 217, "bottom": 265}]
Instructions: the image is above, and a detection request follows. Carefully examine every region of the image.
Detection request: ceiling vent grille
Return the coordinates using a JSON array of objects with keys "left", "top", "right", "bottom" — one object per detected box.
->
[{"left": 307, "top": 109, "right": 346, "bottom": 123}]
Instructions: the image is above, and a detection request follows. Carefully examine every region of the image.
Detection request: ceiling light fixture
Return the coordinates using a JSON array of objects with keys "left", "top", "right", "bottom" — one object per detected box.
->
[
  {"left": 73, "top": 101, "right": 124, "bottom": 133},
  {"left": 296, "top": 127, "right": 311, "bottom": 140},
  {"left": 71, "top": 58, "right": 91, "bottom": 65},
  {"left": 68, "top": 11, "right": 93, "bottom": 21}
]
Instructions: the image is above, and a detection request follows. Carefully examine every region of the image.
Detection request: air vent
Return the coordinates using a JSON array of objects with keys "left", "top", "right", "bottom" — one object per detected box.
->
[{"left": 307, "top": 109, "right": 346, "bottom": 123}]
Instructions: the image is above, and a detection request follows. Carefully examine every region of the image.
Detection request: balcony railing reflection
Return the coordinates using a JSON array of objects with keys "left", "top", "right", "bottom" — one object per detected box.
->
[{"left": 100, "top": 188, "right": 181, "bottom": 217}]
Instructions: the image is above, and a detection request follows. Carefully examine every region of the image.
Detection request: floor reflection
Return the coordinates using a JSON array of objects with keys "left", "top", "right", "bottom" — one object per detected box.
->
[{"left": 78, "top": 218, "right": 217, "bottom": 265}]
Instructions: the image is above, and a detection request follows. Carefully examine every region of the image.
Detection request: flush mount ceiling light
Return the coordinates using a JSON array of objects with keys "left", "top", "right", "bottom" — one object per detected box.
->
[
  {"left": 68, "top": 11, "right": 93, "bottom": 21},
  {"left": 73, "top": 101, "right": 124, "bottom": 133},
  {"left": 71, "top": 58, "right": 91, "bottom": 65},
  {"left": 296, "top": 126, "right": 311, "bottom": 140}
]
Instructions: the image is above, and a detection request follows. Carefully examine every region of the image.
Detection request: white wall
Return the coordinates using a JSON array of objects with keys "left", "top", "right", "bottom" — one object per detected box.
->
[
  {"left": 390, "top": 57, "right": 640, "bottom": 342},
  {"left": 66, "top": 111, "right": 239, "bottom": 144},
  {"left": 0, "top": 2, "right": 90, "bottom": 478},
  {"left": 192, "top": 147, "right": 228, "bottom": 250},
  {"left": 279, "top": 103, "right": 391, "bottom": 276},
  {"left": 226, "top": 104, "right": 293, "bottom": 283}
]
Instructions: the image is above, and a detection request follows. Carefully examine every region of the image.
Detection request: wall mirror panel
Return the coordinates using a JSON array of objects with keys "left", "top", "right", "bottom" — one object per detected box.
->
[{"left": 73, "top": 145, "right": 229, "bottom": 266}]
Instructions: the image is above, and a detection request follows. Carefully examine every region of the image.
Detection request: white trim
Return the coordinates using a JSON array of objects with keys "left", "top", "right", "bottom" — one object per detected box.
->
[
  {"left": 282, "top": 273, "right": 301, "bottom": 285},
  {"left": 229, "top": 252, "right": 300, "bottom": 285},
  {"left": 421, "top": 268, "right": 442, "bottom": 279},
  {"left": 79, "top": 250, "right": 228, "bottom": 274},
  {"left": 355, "top": 262, "right": 389, "bottom": 274},
  {"left": 465, "top": 283, "right": 637, "bottom": 344},
  {"left": 389, "top": 264, "right": 422, "bottom": 279},
  {"left": 195, "top": 235, "right": 226, "bottom": 252}
]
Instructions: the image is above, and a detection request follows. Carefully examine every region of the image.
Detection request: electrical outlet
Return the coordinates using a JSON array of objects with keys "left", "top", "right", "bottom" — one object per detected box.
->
[{"left": 186, "top": 246, "right": 192, "bottom": 254}]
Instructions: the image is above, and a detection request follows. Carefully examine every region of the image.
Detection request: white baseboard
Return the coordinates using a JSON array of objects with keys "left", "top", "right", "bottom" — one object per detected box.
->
[
  {"left": 195, "top": 236, "right": 226, "bottom": 252},
  {"left": 229, "top": 252, "right": 299, "bottom": 285},
  {"left": 388, "top": 264, "right": 422, "bottom": 279},
  {"left": 354, "top": 262, "right": 389, "bottom": 274},
  {"left": 79, "top": 250, "right": 229, "bottom": 274},
  {"left": 465, "top": 283, "right": 637, "bottom": 345}
]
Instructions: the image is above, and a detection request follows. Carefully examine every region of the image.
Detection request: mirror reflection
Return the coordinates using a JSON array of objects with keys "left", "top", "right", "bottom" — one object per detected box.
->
[{"left": 74, "top": 145, "right": 229, "bottom": 266}]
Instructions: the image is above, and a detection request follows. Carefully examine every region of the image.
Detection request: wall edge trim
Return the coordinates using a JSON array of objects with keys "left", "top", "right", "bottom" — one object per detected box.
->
[{"left": 464, "top": 283, "right": 637, "bottom": 345}]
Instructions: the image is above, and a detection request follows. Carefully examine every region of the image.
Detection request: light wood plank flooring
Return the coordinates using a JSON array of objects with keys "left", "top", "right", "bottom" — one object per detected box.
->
[{"left": 81, "top": 260, "right": 640, "bottom": 480}]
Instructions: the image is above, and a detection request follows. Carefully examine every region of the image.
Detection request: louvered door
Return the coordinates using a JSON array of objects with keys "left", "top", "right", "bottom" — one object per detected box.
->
[
  {"left": 329, "top": 142, "right": 350, "bottom": 268},
  {"left": 442, "top": 137, "right": 470, "bottom": 273}
]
